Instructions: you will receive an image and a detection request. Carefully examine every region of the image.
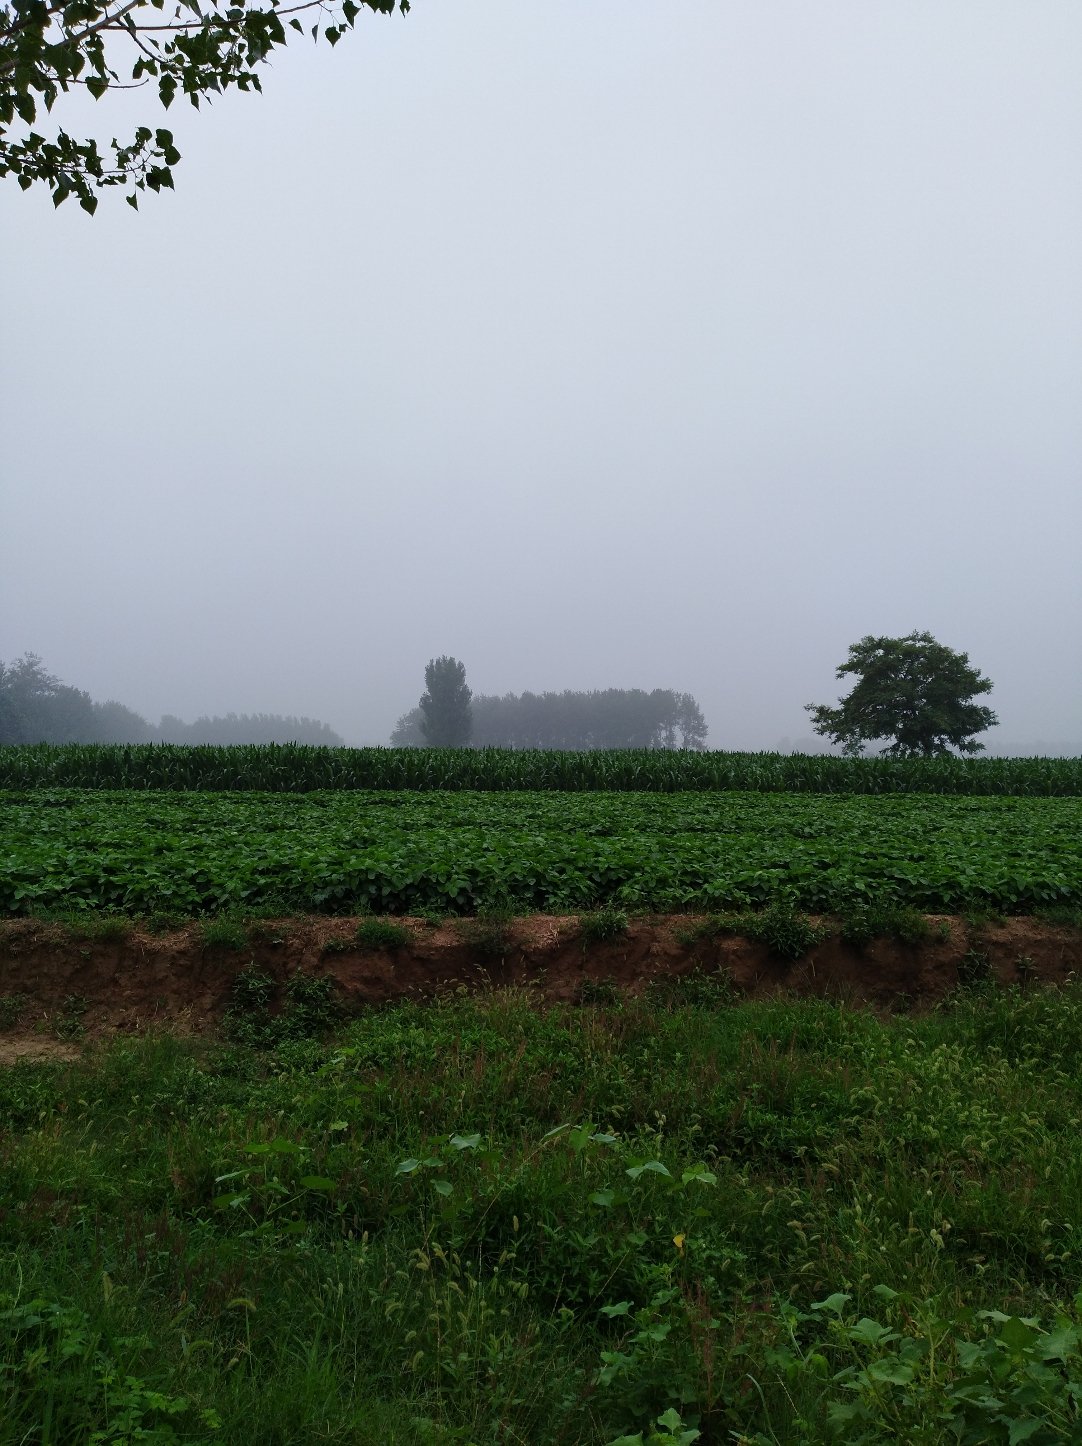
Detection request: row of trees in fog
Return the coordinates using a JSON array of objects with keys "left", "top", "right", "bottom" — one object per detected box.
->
[
  {"left": 393, "top": 658, "right": 708, "bottom": 751},
  {"left": 0, "top": 655, "right": 344, "bottom": 747}
]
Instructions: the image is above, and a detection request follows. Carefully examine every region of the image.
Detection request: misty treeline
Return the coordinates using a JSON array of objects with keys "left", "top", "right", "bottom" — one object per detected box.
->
[
  {"left": 392, "top": 688, "right": 709, "bottom": 751},
  {"left": 0, "top": 655, "right": 344, "bottom": 747}
]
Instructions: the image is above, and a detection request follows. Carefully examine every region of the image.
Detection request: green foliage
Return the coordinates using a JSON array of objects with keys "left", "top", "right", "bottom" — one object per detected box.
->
[
  {"left": 580, "top": 908, "right": 630, "bottom": 944},
  {"left": 199, "top": 917, "right": 248, "bottom": 951},
  {"left": 807, "top": 630, "right": 998, "bottom": 758},
  {"left": 0, "top": 992, "right": 28, "bottom": 1029},
  {"left": 223, "top": 967, "right": 339, "bottom": 1047},
  {"left": 418, "top": 657, "right": 473, "bottom": 749},
  {"left": 0, "top": 0, "right": 409, "bottom": 209},
  {"left": 394, "top": 687, "right": 709, "bottom": 751},
  {"left": 840, "top": 902, "right": 931, "bottom": 949},
  {"left": 643, "top": 969, "right": 737, "bottom": 1011},
  {"left": 3, "top": 742, "right": 1080, "bottom": 794},
  {"left": 4, "top": 985, "right": 1082, "bottom": 1440},
  {"left": 54, "top": 993, "right": 89, "bottom": 1039},
  {"left": 743, "top": 898, "right": 825, "bottom": 959},
  {"left": 577, "top": 977, "right": 623, "bottom": 1005},
  {"left": 3, "top": 789, "right": 1079, "bottom": 918},
  {"left": 0, "top": 1294, "right": 221, "bottom": 1444},
  {"left": 958, "top": 947, "right": 993, "bottom": 988},
  {"left": 458, "top": 903, "right": 516, "bottom": 958},
  {"left": 763, "top": 1288, "right": 1082, "bottom": 1446},
  {"left": 355, "top": 918, "right": 412, "bottom": 950}
]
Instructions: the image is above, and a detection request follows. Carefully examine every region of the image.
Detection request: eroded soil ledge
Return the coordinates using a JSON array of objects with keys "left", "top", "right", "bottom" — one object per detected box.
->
[{"left": 1, "top": 914, "right": 1079, "bottom": 1059}]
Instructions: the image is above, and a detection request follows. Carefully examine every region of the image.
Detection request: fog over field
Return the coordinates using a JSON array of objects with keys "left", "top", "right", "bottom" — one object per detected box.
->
[{"left": 2, "top": 2, "right": 1080, "bottom": 752}]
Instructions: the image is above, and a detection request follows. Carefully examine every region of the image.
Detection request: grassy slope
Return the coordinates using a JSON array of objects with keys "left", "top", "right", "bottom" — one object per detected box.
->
[{"left": 3, "top": 983, "right": 1082, "bottom": 1444}]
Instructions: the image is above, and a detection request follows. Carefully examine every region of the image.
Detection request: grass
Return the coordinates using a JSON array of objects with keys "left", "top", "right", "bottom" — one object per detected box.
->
[
  {"left": 355, "top": 918, "right": 412, "bottom": 951},
  {"left": 3, "top": 982, "right": 1082, "bottom": 1442},
  {"left": 676, "top": 900, "right": 826, "bottom": 959},
  {"left": 840, "top": 901, "right": 932, "bottom": 948},
  {"left": 199, "top": 916, "right": 248, "bottom": 951},
  {"left": 458, "top": 904, "right": 517, "bottom": 959},
  {"left": 579, "top": 907, "right": 630, "bottom": 945}
]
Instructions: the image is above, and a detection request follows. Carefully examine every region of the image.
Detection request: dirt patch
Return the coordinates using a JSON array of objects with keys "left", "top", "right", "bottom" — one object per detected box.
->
[{"left": 0, "top": 915, "right": 1077, "bottom": 1049}]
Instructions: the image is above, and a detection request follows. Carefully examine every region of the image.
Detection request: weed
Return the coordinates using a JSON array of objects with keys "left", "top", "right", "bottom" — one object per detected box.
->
[
  {"left": 200, "top": 916, "right": 248, "bottom": 951},
  {"left": 246, "top": 919, "right": 290, "bottom": 946},
  {"left": 55, "top": 994, "right": 88, "bottom": 1040},
  {"left": 74, "top": 914, "right": 132, "bottom": 943},
  {"left": 746, "top": 898, "right": 824, "bottom": 959},
  {"left": 578, "top": 977, "right": 622, "bottom": 1006},
  {"left": 145, "top": 910, "right": 184, "bottom": 935},
  {"left": 580, "top": 908, "right": 629, "bottom": 945},
  {"left": 355, "top": 919, "right": 411, "bottom": 951},
  {"left": 840, "top": 903, "right": 930, "bottom": 949},
  {"left": 321, "top": 935, "right": 353, "bottom": 955},
  {"left": 0, "top": 992, "right": 28, "bottom": 1029},
  {"left": 283, "top": 970, "right": 340, "bottom": 1037},
  {"left": 645, "top": 969, "right": 737, "bottom": 1010},
  {"left": 224, "top": 967, "right": 339, "bottom": 1047},
  {"left": 1035, "top": 904, "right": 1082, "bottom": 930},
  {"left": 459, "top": 904, "right": 516, "bottom": 959},
  {"left": 958, "top": 947, "right": 993, "bottom": 988},
  {"left": 963, "top": 905, "right": 1006, "bottom": 929}
]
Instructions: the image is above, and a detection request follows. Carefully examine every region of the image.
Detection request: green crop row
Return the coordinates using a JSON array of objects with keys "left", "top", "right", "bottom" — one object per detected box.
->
[
  {"left": 1, "top": 743, "right": 1080, "bottom": 793},
  {"left": 2, "top": 789, "right": 1078, "bottom": 917}
]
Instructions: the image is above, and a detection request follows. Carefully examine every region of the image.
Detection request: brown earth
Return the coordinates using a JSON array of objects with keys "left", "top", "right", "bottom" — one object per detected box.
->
[{"left": 0, "top": 915, "right": 1079, "bottom": 1060}]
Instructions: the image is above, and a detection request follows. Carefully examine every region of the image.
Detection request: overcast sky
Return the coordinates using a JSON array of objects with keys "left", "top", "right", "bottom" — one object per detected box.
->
[{"left": 3, "top": 1, "right": 1080, "bottom": 750}]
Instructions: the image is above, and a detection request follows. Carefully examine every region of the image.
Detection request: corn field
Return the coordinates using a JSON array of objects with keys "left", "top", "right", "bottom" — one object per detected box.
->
[{"left": 0, "top": 743, "right": 1078, "bottom": 794}]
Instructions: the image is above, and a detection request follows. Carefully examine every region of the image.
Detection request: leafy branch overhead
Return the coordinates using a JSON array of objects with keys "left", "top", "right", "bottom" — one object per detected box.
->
[{"left": 0, "top": 0, "right": 408, "bottom": 210}]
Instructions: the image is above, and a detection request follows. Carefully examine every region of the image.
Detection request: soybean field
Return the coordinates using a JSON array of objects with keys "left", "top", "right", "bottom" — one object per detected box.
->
[{"left": 2, "top": 787, "right": 1078, "bottom": 918}]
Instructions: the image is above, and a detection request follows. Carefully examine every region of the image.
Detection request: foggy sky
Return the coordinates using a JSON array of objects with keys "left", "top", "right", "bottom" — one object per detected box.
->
[{"left": 3, "top": 1, "right": 1080, "bottom": 751}]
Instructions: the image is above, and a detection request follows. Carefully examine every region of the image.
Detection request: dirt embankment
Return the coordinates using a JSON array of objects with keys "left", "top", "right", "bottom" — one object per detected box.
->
[{"left": 0, "top": 915, "right": 1079, "bottom": 1059}]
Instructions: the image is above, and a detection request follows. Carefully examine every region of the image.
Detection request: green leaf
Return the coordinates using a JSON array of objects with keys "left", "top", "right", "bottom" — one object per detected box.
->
[
  {"left": 626, "top": 1160, "right": 671, "bottom": 1180},
  {"left": 448, "top": 1133, "right": 481, "bottom": 1151},
  {"left": 847, "top": 1318, "right": 896, "bottom": 1346},
  {"left": 431, "top": 1179, "right": 453, "bottom": 1197},
  {"left": 299, "top": 1176, "right": 335, "bottom": 1192},
  {"left": 1007, "top": 1421, "right": 1045, "bottom": 1445},
  {"left": 600, "top": 1300, "right": 632, "bottom": 1318},
  {"left": 998, "top": 1316, "right": 1039, "bottom": 1352},
  {"left": 395, "top": 1158, "right": 420, "bottom": 1174},
  {"left": 812, "top": 1293, "right": 852, "bottom": 1316},
  {"left": 589, "top": 1189, "right": 615, "bottom": 1208},
  {"left": 865, "top": 1358, "right": 914, "bottom": 1384}
]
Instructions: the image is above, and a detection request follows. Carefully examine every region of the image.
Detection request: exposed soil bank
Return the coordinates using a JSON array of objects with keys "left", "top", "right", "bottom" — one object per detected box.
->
[{"left": 1, "top": 915, "right": 1079, "bottom": 1054}]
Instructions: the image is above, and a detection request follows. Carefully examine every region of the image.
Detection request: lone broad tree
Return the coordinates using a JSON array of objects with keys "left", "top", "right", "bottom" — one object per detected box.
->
[
  {"left": 418, "top": 656, "right": 472, "bottom": 748},
  {"left": 806, "top": 632, "right": 998, "bottom": 758}
]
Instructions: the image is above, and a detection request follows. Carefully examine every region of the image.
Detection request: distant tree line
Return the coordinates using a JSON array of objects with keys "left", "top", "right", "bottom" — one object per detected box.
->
[
  {"left": 0, "top": 654, "right": 345, "bottom": 747},
  {"left": 392, "top": 685, "right": 708, "bottom": 751}
]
